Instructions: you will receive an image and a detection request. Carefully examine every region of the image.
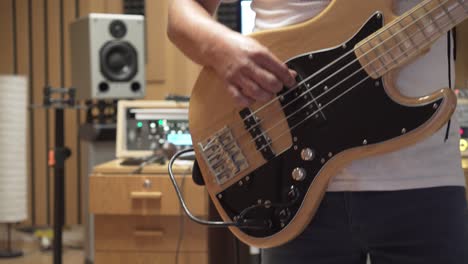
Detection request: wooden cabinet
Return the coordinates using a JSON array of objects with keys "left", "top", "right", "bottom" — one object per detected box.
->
[
  {"left": 90, "top": 175, "right": 207, "bottom": 216},
  {"left": 95, "top": 252, "right": 208, "bottom": 264},
  {"left": 94, "top": 216, "right": 208, "bottom": 252},
  {"left": 90, "top": 160, "right": 208, "bottom": 264}
]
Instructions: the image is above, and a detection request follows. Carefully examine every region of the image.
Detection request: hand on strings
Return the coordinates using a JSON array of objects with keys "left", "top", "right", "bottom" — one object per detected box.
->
[{"left": 211, "top": 32, "right": 297, "bottom": 107}]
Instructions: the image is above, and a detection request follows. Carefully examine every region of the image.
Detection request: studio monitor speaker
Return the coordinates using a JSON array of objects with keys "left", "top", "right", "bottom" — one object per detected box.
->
[{"left": 70, "top": 13, "right": 145, "bottom": 100}]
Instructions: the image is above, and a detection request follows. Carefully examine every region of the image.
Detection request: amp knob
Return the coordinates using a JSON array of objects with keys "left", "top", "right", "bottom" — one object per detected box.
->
[{"left": 291, "top": 167, "right": 306, "bottom": 181}]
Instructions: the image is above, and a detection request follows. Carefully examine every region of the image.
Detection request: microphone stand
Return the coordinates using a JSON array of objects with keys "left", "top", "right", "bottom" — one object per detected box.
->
[{"left": 40, "top": 86, "right": 82, "bottom": 264}]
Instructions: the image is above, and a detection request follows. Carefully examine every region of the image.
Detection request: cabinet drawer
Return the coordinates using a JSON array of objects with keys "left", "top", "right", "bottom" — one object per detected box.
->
[
  {"left": 95, "top": 215, "right": 208, "bottom": 252},
  {"left": 90, "top": 175, "right": 208, "bottom": 215},
  {"left": 95, "top": 251, "right": 207, "bottom": 264}
]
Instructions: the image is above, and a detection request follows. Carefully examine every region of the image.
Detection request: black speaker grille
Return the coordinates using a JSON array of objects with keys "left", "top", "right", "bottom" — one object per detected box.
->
[{"left": 100, "top": 41, "right": 138, "bottom": 82}]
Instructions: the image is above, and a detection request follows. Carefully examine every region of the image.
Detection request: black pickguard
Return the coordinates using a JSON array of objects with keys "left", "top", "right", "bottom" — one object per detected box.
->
[{"left": 215, "top": 14, "right": 443, "bottom": 238}]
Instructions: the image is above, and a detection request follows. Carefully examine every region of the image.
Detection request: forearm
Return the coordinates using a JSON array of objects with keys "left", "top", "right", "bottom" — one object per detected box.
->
[
  {"left": 167, "top": 0, "right": 296, "bottom": 106},
  {"left": 167, "top": 0, "right": 238, "bottom": 68}
]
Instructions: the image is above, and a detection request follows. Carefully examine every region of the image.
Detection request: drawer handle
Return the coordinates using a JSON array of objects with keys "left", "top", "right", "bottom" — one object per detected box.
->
[
  {"left": 133, "top": 229, "right": 165, "bottom": 237},
  {"left": 130, "top": 191, "right": 163, "bottom": 199}
]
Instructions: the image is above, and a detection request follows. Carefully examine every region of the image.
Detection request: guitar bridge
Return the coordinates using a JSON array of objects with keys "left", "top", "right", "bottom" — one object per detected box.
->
[{"left": 198, "top": 126, "right": 249, "bottom": 185}]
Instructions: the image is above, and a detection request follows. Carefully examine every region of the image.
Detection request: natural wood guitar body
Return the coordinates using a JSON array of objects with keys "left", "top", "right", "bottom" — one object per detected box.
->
[{"left": 189, "top": 0, "right": 461, "bottom": 248}]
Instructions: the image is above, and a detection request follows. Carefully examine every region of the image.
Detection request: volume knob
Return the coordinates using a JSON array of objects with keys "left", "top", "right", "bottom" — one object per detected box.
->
[
  {"left": 291, "top": 167, "right": 307, "bottom": 181},
  {"left": 301, "top": 148, "right": 315, "bottom": 161}
]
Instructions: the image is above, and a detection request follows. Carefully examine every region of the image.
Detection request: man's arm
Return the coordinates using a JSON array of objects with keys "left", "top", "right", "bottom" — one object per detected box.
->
[{"left": 167, "top": 0, "right": 296, "bottom": 106}]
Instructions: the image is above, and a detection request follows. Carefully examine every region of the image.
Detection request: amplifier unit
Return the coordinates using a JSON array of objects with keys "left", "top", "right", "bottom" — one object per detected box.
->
[{"left": 116, "top": 100, "right": 190, "bottom": 159}]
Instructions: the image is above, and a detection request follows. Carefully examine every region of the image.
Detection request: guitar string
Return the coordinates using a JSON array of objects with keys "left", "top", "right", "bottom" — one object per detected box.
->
[
  {"left": 250, "top": 6, "right": 465, "bottom": 158},
  {"left": 242, "top": 0, "right": 466, "bottom": 122},
  {"left": 205, "top": 0, "right": 461, "bottom": 162},
  {"left": 198, "top": 0, "right": 466, "bottom": 229},
  {"left": 198, "top": 0, "right": 458, "bottom": 151},
  {"left": 224, "top": 0, "right": 463, "bottom": 165},
  {"left": 195, "top": 0, "right": 452, "bottom": 141},
  {"left": 208, "top": 0, "right": 461, "bottom": 158},
  {"left": 243, "top": 0, "right": 462, "bottom": 145}
]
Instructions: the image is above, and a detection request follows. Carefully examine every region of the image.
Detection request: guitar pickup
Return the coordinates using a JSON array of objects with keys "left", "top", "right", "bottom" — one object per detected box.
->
[
  {"left": 277, "top": 80, "right": 327, "bottom": 128},
  {"left": 239, "top": 108, "right": 276, "bottom": 161},
  {"left": 297, "top": 80, "right": 327, "bottom": 123}
]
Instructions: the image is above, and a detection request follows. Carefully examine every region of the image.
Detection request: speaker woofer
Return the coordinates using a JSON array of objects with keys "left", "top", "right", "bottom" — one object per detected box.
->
[{"left": 100, "top": 40, "right": 138, "bottom": 82}]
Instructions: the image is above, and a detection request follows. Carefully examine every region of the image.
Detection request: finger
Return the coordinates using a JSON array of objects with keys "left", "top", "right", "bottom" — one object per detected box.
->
[
  {"left": 253, "top": 51, "right": 296, "bottom": 87},
  {"left": 226, "top": 83, "right": 253, "bottom": 107},
  {"left": 242, "top": 62, "right": 283, "bottom": 94},
  {"left": 234, "top": 75, "right": 273, "bottom": 102},
  {"left": 289, "top": 69, "right": 298, "bottom": 79},
  {"left": 288, "top": 69, "right": 298, "bottom": 88}
]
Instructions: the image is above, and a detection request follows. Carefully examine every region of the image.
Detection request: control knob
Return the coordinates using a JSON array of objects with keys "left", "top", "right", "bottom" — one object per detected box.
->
[
  {"left": 291, "top": 167, "right": 306, "bottom": 181},
  {"left": 301, "top": 148, "right": 315, "bottom": 161}
]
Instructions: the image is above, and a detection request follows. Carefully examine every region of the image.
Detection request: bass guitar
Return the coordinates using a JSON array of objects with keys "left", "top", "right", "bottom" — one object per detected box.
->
[{"left": 188, "top": 0, "right": 468, "bottom": 248}]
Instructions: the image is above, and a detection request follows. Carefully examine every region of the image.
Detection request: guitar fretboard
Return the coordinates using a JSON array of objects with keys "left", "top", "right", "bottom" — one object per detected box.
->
[{"left": 355, "top": 0, "right": 467, "bottom": 78}]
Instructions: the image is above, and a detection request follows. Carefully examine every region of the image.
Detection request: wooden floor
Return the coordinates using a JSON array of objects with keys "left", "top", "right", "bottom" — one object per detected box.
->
[
  {"left": 0, "top": 227, "right": 84, "bottom": 264},
  {"left": 0, "top": 249, "right": 84, "bottom": 264}
]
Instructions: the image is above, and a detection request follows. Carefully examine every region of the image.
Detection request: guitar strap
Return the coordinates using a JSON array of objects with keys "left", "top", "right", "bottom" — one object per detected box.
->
[
  {"left": 191, "top": 159, "right": 205, "bottom": 185},
  {"left": 444, "top": 28, "right": 456, "bottom": 142}
]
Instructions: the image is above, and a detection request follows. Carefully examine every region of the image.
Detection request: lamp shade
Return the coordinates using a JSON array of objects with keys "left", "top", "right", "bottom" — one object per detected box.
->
[{"left": 0, "top": 75, "right": 28, "bottom": 223}]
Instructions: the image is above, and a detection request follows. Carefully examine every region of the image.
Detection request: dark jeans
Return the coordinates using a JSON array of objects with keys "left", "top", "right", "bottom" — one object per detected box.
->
[{"left": 261, "top": 186, "right": 468, "bottom": 264}]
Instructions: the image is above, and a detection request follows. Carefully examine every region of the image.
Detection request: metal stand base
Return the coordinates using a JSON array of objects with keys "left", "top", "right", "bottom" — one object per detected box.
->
[
  {"left": 0, "top": 250, "right": 23, "bottom": 258},
  {"left": 1, "top": 224, "right": 23, "bottom": 259}
]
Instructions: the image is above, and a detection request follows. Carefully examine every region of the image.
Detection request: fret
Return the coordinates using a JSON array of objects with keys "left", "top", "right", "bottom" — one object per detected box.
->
[
  {"left": 355, "top": 0, "right": 468, "bottom": 79},
  {"left": 374, "top": 44, "right": 390, "bottom": 72},
  {"left": 437, "top": 0, "right": 457, "bottom": 24},
  {"left": 357, "top": 45, "right": 371, "bottom": 65},
  {"left": 421, "top": 4, "right": 444, "bottom": 34},
  {"left": 456, "top": 0, "right": 467, "bottom": 11},
  {"left": 388, "top": 25, "right": 410, "bottom": 59},
  {"left": 368, "top": 39, "right": 389, "bottom": 72},
  {"left": 357, "top": 45, "right": 380, "bottom": 76},
  {"left": 397, "top": 19, "right": 418, "bottom": 49},
  {"left": 409, "top": 11, "right": 430, "bottom": 39},
  {"left": 376, "top": 33, "right": 398, "bottom": 66}
]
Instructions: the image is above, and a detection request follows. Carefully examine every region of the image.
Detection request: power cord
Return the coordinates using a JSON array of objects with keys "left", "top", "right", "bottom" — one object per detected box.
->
[
  {"left": 130, "top": 142, "right": 178, "bottom": 175},
  {"left": 129, "top": 154, "right": 164, "bottom": 175}
]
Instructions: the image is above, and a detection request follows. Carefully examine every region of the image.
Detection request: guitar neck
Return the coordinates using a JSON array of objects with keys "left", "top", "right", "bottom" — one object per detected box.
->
[{"left": 355, "top": 0, "right": 468, "bottom": 79}]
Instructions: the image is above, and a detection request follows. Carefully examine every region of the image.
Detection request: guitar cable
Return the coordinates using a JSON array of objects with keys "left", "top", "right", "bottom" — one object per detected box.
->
[
  {"left": 168, "top": 148, "right": 299, "bottom": 230},
  {"left": 169, "top": 148, "right": 240, "bottom": 227},
  {"left": 169, "top": 148, "right": 260, "bottom": 228}
]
